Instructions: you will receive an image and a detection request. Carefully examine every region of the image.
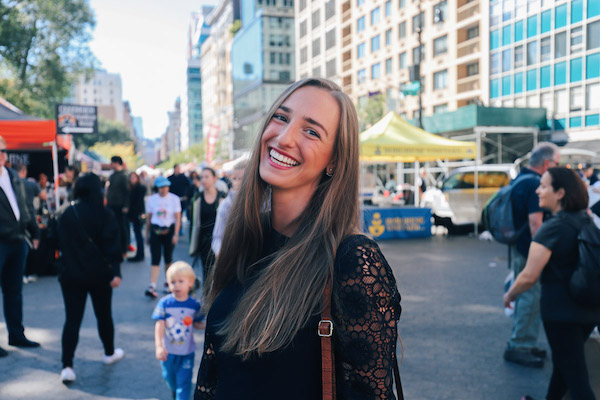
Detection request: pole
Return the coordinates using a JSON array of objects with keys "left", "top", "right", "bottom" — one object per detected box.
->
[
  {"left": 52, "top": 141, "right": 60, "bottom": 212},
  {"left": 417, "top": 0, "right": 423, "bottom": 129}
]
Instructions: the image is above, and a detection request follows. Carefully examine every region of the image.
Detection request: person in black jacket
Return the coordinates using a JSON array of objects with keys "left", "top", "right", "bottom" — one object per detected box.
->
[
  {"left": 106, "top": 156, "right": 130, "bottom": 256},
  {"left": 56, "top": 173, "right": 125, "bottom": 383},
  {"left": 0, "top": 137, "right": 41, "bottom": 357},
  {"left": 127, "top": 172, "right": 146, "bottom": 262}
]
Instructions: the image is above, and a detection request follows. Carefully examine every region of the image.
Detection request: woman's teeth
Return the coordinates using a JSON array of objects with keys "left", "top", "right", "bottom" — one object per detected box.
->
[{"left": 270, "top": 149, "right": 298, "bottom": 167}]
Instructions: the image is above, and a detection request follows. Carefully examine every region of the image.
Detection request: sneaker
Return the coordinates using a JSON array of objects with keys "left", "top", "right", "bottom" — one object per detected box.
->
[
  {"left": 60, "top": 367, "right": 76, "bottom": 383},
  {"left": 103, "top": 348, "right": 124, "bottom": 365},
  {"left": 127, "top": 244, "right": 136, "bottom": 252},
  {"left": 27, "top": 275, "right": 38, "bottom": 282},
  {"left": 504, "top": 348, "right": 544, "bottom": 368},
  {"left": 145, "top": 286, "right": 158, "bottom": 298}
]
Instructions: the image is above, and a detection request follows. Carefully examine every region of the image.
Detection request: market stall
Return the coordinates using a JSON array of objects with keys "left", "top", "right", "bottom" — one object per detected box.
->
[{"left": 360, "top": 112, "right": 477, "bottom": 239}]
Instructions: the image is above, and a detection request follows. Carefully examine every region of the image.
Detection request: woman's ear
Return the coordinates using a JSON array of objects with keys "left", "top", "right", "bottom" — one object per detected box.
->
[{"left": 556, "top": 187, "right": 566, "bottom": 200}]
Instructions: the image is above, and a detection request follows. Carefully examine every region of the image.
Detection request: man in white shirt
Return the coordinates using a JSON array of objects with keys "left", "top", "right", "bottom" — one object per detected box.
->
[{"left": 0, "top": 136, "right": 40, "bottom": 357}]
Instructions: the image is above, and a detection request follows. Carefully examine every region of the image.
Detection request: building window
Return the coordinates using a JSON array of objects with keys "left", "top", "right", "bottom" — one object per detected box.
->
[
  {"left": 502, "top": 49, "right": 512, "bottom": 72},
  {"left": 514, "top": 45, "right": 524, "bottom": 68},
  {"left": 587, "top": 115, "right": 600, "bottom": 126},
  {"left": 371, "top": 35, "right": 380, "bottom": 52},
  {"left": 312, "top": 9, "right": 320, "bottom": 29},
  {"left": 467, "top": 62, "right": 479, "bottom": 76},
  {"left": 299, "top": 0, "right": 306, "bottom": 9},
  {"left": 502, "top": 25, "right": 511, "bottom": 46},
  {"left": 555, "top": 89, "right": 568, "bottom": 114},
  {"left": 312, "top": 38, "right": 321, "bottom": 57},
  {"left": 515, "top": 20, "right": 524, "bottom": 42},
  {"left": 299, "top": 20, "right": 307, "bottom": 38},
  {"left": 514, "top": 72, "right": 524, "bottom": 93},
  {"left": 433, "top": 0, "right": 447, "bottom": 24},
  {"left": 570, "top": 117, "right": 582, "bottom": 128},
  {"left": 540, "top": 65, "right": 551, "bottom": 88},
  {"left": 372, "top": 63, "right": 381, "bottom": 79},
  {"left": 398, "top": 21, "right": 406, "bottom": 39},
  {"left": 386, "top": 58, "right": 393, "bottom": 74},
  {"left": 527, "top": 69, "right": 537, "bottom": 91},
  {"left": 433, "top": 69, "right": 448, "bottom": 90},
  {"left": 527, "top": 41, "right": 537, "bottom": 65},
  {"left": 491, "top": 79, "right": 499, "bottom": 98},
  {"left": 502, "top": 0, "right": 512, "bottom": 21},
  {"left": 325, "top": 0, "right": 335, "bottom": 20},
  {"left": 587, "top": 83, "right": 600, "bottom": 110},
  {"left": 540, "top": 36, "right": 551, "bottom": 62},
  {"left": 371, "top": 7, "right": 381, "bottom": 25},
  {"left": 527, "top": 15, "right": 537, "bottom": 38},
  {"left": 385, "top": 1, "right": 392, "bottom": 17},
  {"left": 490, "top": 30, "right": 500, "bottom": 50},
  {"left": 555, "top": 3, "right": 567, "bottom": 29},
  {"left": 358, "top": 68, "right": 366, "bottom": 83},
  {"left": 313, "top": 66, "right": 321, "bottom": 77},
  {"left": 491, "top": 52, "right": 500, "bottom": 75},
  {"left": 357, "top": 42, "right": 366, "bottom": 58},
  {"left": 571, "top": 0, "right": 583, "bottom": 23},
  {"left": 357, "top": 0, "right": 365, "bottom": 5},
  {"left": 385, "top": 29, "right": 392, "bottom": 46},
  {"left": 467, "top": 26, "right": 479, "bottom": 40},
  {"left": 571, "top": 27, "right": 583, "bottom": 54},
  {"left": 325, "top": 28, "right": 336, "bottom": 50},
  {"left": 490, "top": 2, "right": 500, "bottom": 27},
  {"left": 399, "top": 52, "right": 407, "bottom": 68},
  {"left": 555, "top": 32, "right": 566, "bottom": 58},
  {"left": 326, "top": 59, "right": 336, "bottom": 76},
  {"left": 571, "top": 58, "right": 582, "bottom": 82},
  {"left": 570, "top": 86, "right": 583, "bottom": 111},
  {"left": 433, "top": 35, "right": 447, "bottom": 56},
  {"left": 555, "top": 61, "right": 567, "bottom": 85},
  {"left": 590, "top": 0, "right": 600, "bottom": 18},
  {"left": 300, "top": 46, "right": 308, "bottom": 63},
  {"left": 502, "top": 76, "right": 512, "bottom": 95},
  {"left": 541, "top": 9, "right": 551, "bottom": 34},
  {"left": 587, "top": 54, "right": 600, "bottom": 79},
  {"left": 399, "top": 0, "right": 406, "bottom": 9},
  {"left": 357, "top": 16, "right": 365, "bottom": 32},
  {"left": 588, "top": 21, "right": 600, "bottom": 50},
  {"left": 413, "top": 12, "right": 424, "bottom": 33}
]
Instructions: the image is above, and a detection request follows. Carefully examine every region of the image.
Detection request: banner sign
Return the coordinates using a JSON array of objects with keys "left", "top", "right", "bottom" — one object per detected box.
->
[
  {"left": 55, "top": 104, "right": 98, "bottom": 135},
  {"left": 362, "top": 207, "right": 432, "bottom": 240}
]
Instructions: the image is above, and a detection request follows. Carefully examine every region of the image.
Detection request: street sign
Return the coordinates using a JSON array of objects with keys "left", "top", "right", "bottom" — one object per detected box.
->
[
  {"left": 401, "top": 81, "right": 421, "bottom": 96},
  {"left": 55, "top": 104, "right": 98, "bottom": 135}
]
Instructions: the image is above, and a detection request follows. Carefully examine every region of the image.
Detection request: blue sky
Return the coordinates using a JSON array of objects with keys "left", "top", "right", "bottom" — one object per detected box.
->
[{"left": 88, "top": 0, "right": 216, "bottom": 139}]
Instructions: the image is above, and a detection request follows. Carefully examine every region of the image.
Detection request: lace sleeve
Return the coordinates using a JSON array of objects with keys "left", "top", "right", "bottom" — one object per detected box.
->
[
  {"left": 332, "top": 236, "right": 402, "bottom": 400},
  {"left": 194, "top": 331, "right": 217, "bottom": 400}
]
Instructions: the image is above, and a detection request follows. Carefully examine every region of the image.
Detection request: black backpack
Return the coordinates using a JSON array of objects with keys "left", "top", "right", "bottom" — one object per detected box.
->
[
  {"left": 567, "top": 217, "right": 600, "bottom": 307},
  {"left": 482, "top": 174, "right": 538, "bottom": 244}
]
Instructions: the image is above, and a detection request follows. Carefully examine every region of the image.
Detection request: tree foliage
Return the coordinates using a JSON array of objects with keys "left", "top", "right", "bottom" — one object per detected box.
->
[
  {"left": 357, "top": 94, "right": 387, "bottom": 132},
  {"left": 90, "top": 141, "right": 142, "bottom": 171},
  {"left": 73, "top": 117, "right": 132, "bottom": 148},
  {"left": 0, "top": 0, "right": 96, "bottom": 118},
  {"left": 158, "top": 143, "right": 207, "bottom": 169}
]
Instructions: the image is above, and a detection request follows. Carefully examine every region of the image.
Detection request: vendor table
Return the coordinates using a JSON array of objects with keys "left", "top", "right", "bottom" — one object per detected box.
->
[{"left": 362, "top": 206, "right": 432, "bottom": 240}]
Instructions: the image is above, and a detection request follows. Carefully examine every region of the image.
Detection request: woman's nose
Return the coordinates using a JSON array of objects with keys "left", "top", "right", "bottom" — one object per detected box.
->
[{"left": 276, "top": 123, "right": 298, "bottom": 148}]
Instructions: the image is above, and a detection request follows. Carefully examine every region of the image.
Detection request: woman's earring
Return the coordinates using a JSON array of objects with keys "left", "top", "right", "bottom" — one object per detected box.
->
[{"left": 326, "top": 168, "right": 334, "bottom": 177}]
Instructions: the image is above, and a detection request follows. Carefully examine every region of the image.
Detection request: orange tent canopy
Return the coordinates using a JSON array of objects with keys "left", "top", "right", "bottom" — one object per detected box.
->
[{"left": 0, "top": 120, "right": 56, "bottom": 150}]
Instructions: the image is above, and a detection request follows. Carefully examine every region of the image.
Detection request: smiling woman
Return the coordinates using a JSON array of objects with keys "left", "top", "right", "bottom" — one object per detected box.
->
[{"left": 194, "top": 78, "right": 403, "bottom": 400}]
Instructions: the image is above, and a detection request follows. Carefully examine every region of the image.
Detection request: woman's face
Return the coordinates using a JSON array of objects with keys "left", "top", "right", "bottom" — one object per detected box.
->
[
  {"left": 536, "top": 172, "right": 563, "bottom": 213},
  {"left": 231, "top": 169, "right": 244, "bottom": 191},
  {"left": 200, "top": 170, "right": 217, "bottom": 189},
  {"left": 259, "top": 86, "right": 338, "bottom": 196},
  {"left": 130, "top": 174, "right": 139, "bottom": 185}
]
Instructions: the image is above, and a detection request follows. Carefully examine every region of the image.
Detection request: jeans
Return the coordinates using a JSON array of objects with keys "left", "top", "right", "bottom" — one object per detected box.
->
[
  {"left": 161, "top": 353, "right": 195, "bottom": 400},
  {"left": 60, "top": 280, "right": 114, "bottom": 368},
  {"left": 543, "top": 321, "right": 596, "bottom": 400},
  {"left": 130, "top": 218, "right": 145, "bottom": 259},
  {"left": 507, "top": 245, "right": 541, "bottom": 350},
  {"left": 0, "top": 238, "right": 29, "bottom": 338}
]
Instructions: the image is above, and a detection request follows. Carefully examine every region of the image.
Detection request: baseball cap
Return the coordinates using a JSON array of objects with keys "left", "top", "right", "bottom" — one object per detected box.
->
[{"left": 154, "top": 176, "right": 171, "bottom": 188}]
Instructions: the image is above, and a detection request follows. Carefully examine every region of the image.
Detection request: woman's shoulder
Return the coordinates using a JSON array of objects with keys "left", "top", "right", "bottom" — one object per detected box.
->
[{"left": 334, "top": 234, "right": 388, "bottom": 274}]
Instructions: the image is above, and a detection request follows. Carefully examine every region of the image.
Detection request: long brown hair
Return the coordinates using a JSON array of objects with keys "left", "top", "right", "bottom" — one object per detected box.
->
[{"left": 204, "top": 78, "right": 360, "bottom": 358}]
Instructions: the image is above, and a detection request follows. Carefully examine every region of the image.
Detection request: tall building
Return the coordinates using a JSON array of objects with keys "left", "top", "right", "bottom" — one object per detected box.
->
[
  {"left": 296, "top": 0, "right": 484, "bottom": 122},
  {"left": 163, "top": 97, "right": 182, "bottom": 159},
  {"left": 231, "top": 0, "right": 295, "bottom": 154},
  {"left": 69, "top": 69, "right": 127, "bottom": 124},
  {"left": 182, "top": 7, "right": 214, "bottom": 150},
  {"left": 132, "top": 116, "right": 144, "bottom": 139},
  {"left": 201, "top": 0, "right": 241, "bottom": 161},
  {"left": 487, "top": 0, "right": 600, "bottom": 144}
]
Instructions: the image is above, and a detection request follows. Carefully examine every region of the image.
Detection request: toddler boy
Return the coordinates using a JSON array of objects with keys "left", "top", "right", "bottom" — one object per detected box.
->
[{"left": 153, "top": 262, "right": 205, "bottom": 400}]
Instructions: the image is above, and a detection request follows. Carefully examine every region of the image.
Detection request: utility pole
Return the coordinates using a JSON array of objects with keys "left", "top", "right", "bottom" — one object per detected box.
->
[{"left": 416, "top": 0, "right": 423, "bottom": 129}]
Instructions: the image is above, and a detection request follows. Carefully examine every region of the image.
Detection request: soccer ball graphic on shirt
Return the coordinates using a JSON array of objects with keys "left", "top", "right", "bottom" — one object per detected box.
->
[{"left": 165, "top": 314, "right": 193, "bottom": 345}]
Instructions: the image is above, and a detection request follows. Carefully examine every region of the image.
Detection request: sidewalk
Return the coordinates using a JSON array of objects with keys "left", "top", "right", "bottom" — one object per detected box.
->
[{"left": 0, "top": 233, "right": 200, "bottom": 400}]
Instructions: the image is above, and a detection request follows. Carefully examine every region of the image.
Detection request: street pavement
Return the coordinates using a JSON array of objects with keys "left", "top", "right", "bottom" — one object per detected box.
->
[{"left": 1, "top": 230, "right": 599, "bottom": 399}]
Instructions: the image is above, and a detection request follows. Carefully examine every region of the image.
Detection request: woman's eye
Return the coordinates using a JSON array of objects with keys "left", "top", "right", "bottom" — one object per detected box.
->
[
  {"left": 306, "top": 128, "right": 320, "bottom": 138},
  {"left": 273, "top": 113, "right": 287, "bottom": 122}
]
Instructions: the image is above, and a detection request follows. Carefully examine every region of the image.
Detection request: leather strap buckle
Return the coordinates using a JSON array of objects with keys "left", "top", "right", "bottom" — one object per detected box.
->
[{"left": 318, "top": 320, "right": 334, "bottom": 337}]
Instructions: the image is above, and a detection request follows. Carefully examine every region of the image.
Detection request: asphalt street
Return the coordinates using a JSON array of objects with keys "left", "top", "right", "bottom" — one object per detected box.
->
[{"left": 1, "top": 230, "right": 598, "bottom": 399}]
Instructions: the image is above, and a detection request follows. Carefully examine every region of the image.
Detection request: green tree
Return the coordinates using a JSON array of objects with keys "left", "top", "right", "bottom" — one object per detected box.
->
[
  {"left": 357, "top": 94, "right": 387, "bottom": 132},
  {"left": 158, "top": 143, "right": 207, "bottom": 168},
  {"left": 0, "top": 0, "right": 96, "bottom": 118},
  {"left": 90, "top": 141, "right": 142, "bottom": 170},
  {"left": 73, "top": 117, "right": 132, "bottom": 148}
]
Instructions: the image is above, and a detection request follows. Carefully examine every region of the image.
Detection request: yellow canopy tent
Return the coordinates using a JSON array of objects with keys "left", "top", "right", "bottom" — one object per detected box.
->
[{"left": 359, "top": 111, "right": 477, "bottom": 162}]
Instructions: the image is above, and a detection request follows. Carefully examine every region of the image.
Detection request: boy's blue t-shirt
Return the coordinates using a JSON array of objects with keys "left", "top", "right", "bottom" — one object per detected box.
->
[{"left": 152, "top": 294, "right": 204, "bottom": 355}]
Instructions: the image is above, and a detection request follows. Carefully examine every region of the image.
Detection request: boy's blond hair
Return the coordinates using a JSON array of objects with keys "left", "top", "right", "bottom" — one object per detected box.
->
[{"left": 166, "top": 261, "right": 196, "bottom": 282}]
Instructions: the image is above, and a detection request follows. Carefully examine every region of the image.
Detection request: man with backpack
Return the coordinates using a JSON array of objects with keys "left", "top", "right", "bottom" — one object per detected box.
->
[{"left": 503, "top": 142, "right": 560, "bottom": 368}]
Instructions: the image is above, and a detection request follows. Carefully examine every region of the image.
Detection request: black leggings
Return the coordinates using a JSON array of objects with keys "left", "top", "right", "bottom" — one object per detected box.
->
[
  {"left": 150, "top": 226, "right": 175, "bottom": 266},
  {"left": 543, "top": 320, "right": 596, "bottom": 400},
  {"left": 60, "top": 280, "right": 114, "bottom": 368}
]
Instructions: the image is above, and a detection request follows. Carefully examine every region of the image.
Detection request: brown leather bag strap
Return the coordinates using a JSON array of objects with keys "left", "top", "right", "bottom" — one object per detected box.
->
[
  {"left": 320, "top": 277, "right": 335, "bottom": 400},
  {"left": 320, "top": 276, "right": 404, "bottom": 400}
]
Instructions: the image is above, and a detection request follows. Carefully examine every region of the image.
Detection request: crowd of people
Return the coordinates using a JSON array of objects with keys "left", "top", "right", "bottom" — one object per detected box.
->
[{"left": 1, "top": 78, "right": 600, "bottom": 400}]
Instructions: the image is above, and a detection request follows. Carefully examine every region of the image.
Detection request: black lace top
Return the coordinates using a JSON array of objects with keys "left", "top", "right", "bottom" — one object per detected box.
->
[{"left": 194, "top": 230, "right": 401, "bottom": 400}]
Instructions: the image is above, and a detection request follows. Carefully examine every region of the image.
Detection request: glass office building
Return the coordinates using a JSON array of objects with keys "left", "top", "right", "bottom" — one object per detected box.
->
[
  {"left": 489, "top": 0, "right": 600, "bottom": 132},
  {"left": 232, "top": 0, "right": 294, "bottom": 153}
]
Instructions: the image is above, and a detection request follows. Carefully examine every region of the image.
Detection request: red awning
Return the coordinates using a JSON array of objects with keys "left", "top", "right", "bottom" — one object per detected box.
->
[{"left": 0, "top": 120, "right": 56, "bottom": 150}]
